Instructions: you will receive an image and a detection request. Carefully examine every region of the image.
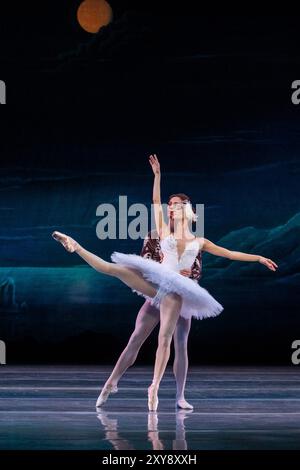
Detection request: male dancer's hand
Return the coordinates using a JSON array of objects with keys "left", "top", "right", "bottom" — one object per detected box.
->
[{"left": 180, "top": 269, "right": 192, "bottom": 277}]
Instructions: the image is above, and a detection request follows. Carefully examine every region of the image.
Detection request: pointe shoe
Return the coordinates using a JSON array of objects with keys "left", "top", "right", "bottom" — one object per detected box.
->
[
  {"left": 176, "top": 398, "right": 194, "bottom": 410},
  {"left": 148, "top": 384, "right": 159, "bottom": 412},
  {"left": 96, "top": 384, "right": 118, "bottom": 408},
  {"left": 52, "top": 231, "right": 79, "bottom": 253}
]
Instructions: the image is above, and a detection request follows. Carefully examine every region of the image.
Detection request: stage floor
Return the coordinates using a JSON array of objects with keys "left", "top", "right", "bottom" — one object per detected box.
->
[{"left": 0, "top": 365, "right": 300, "bottom": 450}]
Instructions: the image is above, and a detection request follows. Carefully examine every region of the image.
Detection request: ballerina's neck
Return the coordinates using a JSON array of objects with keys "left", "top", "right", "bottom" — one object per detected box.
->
[{"left": 171, "top": 223, "right": 193, "bottom": 240}]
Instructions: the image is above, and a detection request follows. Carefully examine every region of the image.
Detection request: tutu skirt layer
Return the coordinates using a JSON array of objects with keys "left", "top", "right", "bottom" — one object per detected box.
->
[{"left": 111, "top": 252, "right": 223, "bottom": 320}]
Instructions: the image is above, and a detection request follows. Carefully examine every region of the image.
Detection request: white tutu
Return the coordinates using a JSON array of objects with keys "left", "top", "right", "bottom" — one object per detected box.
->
[{"left": 111, "top": 252, "right": 223, "bottom": 320}]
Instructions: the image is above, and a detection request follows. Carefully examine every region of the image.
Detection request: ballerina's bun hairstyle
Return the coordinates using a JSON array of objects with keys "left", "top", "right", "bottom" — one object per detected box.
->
[{"left": 168, "top": 193, "right": 198, "bottom": 222}]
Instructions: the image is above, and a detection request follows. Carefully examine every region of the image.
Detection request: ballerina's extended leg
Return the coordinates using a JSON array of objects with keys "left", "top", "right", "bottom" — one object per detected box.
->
[{"left": 52, "top": 231, "right": 157, "bottom": 298}]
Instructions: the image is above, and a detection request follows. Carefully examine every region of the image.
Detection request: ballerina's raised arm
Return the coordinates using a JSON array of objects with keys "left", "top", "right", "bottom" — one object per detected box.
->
[{"left": 149, "top": 154, "right": 169, "bottom": 240}]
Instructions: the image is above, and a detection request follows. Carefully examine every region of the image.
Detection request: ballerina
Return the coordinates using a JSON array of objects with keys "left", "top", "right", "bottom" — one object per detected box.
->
[
  {"left": 95, "top": 227, "right": 202, "bottom": 410},
  {"left": 52, "top": 154, "right": 278, "bottom": 411}
]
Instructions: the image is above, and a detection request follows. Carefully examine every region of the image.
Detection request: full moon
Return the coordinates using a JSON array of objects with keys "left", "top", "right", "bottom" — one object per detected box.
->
[{"left": 77, "top": 0, "right": 113, "bottom": 34}]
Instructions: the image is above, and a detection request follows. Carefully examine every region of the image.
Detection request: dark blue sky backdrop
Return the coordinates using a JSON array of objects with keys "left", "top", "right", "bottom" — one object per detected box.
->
[{"left": 0, "top": 7, "right": 299, "bottom": 362}]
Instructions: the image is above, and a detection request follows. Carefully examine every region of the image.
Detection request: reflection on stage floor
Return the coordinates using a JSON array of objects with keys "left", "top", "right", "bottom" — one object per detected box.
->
[{"left": 1, "top": 366, "right": 300, "bottom": 450}]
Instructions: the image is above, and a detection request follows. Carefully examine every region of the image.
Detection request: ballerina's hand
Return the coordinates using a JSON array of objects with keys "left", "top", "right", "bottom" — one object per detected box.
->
[
  {"left": 258, "top": 257, "right": 278, "bottom": 271},
  {"left": 149, "top": 154, "right": 160, "bottom": 175},
  {"left": 180, "top": 269, "right": 192, "bottom": 277}
]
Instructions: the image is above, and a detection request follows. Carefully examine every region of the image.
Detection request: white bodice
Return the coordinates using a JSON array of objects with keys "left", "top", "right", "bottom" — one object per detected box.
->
[{"left": 160, "top": 235, "right": 201, "bottom": 273}]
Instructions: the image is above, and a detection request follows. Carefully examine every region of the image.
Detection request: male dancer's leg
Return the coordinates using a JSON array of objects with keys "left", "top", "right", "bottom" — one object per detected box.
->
[
  {"left": 173, "top": 317, "right": 193, "bottom": 409},
  {"left": 96, "top": 300, "right": 159, "bottom": 406}
]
